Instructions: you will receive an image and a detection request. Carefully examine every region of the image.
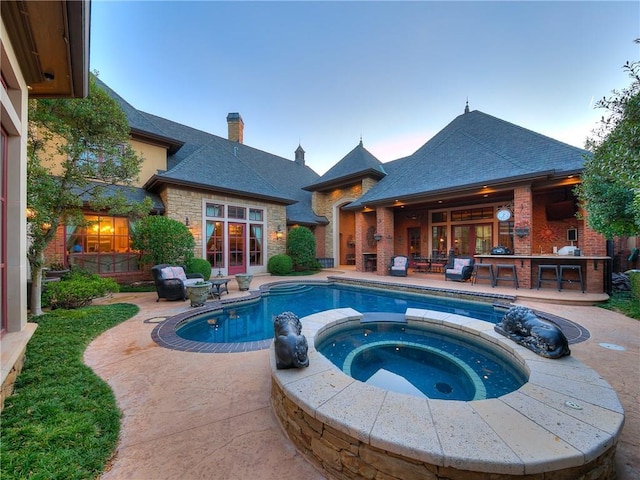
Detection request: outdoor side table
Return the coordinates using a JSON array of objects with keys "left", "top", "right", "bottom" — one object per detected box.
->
[{"left": 210, "top": 278, "right": 230, "bottom": 298}]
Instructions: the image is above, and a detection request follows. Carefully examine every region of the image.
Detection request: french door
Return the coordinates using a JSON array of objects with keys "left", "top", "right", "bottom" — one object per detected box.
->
[
  {"left": 452, "top": 224, "right": 492, "bottom": 256},
  {"left": 228, "top": 223, "right": 246, "bottom": 274}
]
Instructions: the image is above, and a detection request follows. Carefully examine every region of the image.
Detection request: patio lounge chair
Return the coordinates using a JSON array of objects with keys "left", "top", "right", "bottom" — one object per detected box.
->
[
  {"left": 444, "top": 257, "right": 474, "bottom": 282},
  {"left": 151, "top": 264, "right": 204, "bottom": 302},
  {"left": 388, "top": 255, "right": 409, "bottom": 277}
]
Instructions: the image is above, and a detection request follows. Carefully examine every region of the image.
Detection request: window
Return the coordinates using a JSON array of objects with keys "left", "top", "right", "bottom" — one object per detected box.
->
[
  {"left": 206, "top": 221, "right": 224, "bottom": 269},
  {"left": 78, "top": 143, "right": 125, "bottom": 169},
  {"left": 432, "top": 211, "right": 447, "bottom": 223},
  {"left": 206, "top": 203, "right": 224, "bottom": 218},
  {"left": 66, "top": 214, "right": 140, "bottom": 274},
  {"left": 228, "top": 206, "right": 246, "bottom": 219},
  {"left": 249, "top": 224, "right": 263, "bottom": 266},
  {"left": 249, "top": 208, "right": 263, "bottom": 221}
]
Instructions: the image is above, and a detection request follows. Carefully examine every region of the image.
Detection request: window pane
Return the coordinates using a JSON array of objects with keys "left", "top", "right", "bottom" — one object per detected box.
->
[
  {"left": 67, "top": 214, "right": 140, "bottom": 274},
  {"left": 249, "top": 208, "right": 263, "bottom": 221},
  {"left": 249, "top": 224, "right": 263, "bottom": 266},
  {"left": 228, "top": 206, "right": 246, "bottom": 219},
  {"left": 206, "top": 203, "right": 224, "bottom": 218},
  {"left": 206, "top": 221, "right": 225, "bottom": 269}
]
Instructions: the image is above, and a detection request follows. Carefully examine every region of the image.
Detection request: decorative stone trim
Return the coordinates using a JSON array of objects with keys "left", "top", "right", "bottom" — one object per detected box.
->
[{"left": 271, "top": 308, "right": 623, "bottom": 480}]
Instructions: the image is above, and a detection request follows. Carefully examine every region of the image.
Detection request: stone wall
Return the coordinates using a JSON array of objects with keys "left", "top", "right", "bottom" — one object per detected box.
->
[{"left": 271, "top": 379, "right": 617, "bottom": 480}]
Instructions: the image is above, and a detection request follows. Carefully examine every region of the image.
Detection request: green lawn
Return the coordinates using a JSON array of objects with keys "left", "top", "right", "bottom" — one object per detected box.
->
[{"left": 1, "top": 304, "right": 138, "bottom": 480}]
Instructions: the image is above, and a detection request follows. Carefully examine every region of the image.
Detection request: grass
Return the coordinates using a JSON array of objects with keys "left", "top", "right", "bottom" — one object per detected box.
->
[
  {"left": 599, "top": 290, "right": 640, "bottom": 320},
  {"left": 1, "top": 303, "right": 139, "bottom": 480}
]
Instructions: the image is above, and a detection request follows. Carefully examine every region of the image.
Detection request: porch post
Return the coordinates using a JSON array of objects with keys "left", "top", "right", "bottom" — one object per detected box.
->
[
  {"left": 513, "top": 185, "right": 533, "bottom": 289},
  {"left": 376, "top": 207, "right": 394, "bottom": 276}
]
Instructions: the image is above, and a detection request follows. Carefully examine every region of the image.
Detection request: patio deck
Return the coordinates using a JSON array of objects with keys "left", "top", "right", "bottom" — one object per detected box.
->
[{"left": 85, "top": 267, "right": 638, "bottom": 479}]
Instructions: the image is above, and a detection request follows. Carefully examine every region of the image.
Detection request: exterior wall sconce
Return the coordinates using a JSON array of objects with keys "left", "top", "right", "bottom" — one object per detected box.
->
[
  {"left": 185, "top": 217, "right": 193, "bottom": 233},
  {"left": 373, "top": 233, "right": 383, "bottom": 242},
  {"left": 276, "top": 225, "right": 284, "bottom": 240}
]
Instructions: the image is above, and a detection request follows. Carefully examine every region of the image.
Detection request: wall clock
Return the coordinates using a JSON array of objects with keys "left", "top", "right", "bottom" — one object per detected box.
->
[{"left": 496, "top": 208, "right": 512, "bottom": 222}]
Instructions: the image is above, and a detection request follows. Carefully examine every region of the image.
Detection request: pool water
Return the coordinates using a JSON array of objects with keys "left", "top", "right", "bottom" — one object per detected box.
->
[
  {"left": 316, "top": 322, "right": 527, "bottom": 400},
  {"left": 176, "top": 283, "right": 505, "bottom": 344}
]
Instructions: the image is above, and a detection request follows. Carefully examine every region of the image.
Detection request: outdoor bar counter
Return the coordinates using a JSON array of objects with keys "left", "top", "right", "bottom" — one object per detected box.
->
[{"left": 474, "top": 254, "right": 610, "bottom": 293}]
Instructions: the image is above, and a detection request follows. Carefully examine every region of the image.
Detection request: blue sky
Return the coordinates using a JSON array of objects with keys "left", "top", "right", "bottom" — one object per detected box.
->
[{"left": 91, "top": 1, "right": 639, "bottom": 174}]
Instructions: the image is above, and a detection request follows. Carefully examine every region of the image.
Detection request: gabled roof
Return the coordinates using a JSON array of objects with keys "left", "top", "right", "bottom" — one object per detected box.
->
[
  {"left": 98, "top": 80, "right": 325, "bottom": 224},
  {"left": 348, "top": 110, "right": 589, "bottom": 208},
  {"left": 303, "top": 140, "right": 385, "bottom": 192}
]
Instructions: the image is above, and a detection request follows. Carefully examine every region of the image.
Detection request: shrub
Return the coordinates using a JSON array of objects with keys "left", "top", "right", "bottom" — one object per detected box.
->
[
  {"left": 268, "top": 254, "right": 293, "bottom": 275},
  {"left": 130, "top": 216, "right": 195, "bottom": 266},
  {"left": 630, "top": 271, "right": 640, "bottom": 300},
  {"left": 186, "top": 257, "right": 212, "bottom": 280},
  {"left": 42, "top": 269, "right": 119, "bottom": 309},
  {"left": 286, "top": 226, "right": 316, "bottom": 270}
]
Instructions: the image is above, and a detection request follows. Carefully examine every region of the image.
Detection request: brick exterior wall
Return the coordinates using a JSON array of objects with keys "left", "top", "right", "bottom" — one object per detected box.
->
[{"left": 513, "top": 185, "right": 532, "bottom": 255}]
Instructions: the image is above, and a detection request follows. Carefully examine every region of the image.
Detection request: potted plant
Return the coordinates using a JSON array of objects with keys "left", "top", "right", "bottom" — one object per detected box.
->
[{"left": 186, "top": 280, "right": 212, "bottom": 307}]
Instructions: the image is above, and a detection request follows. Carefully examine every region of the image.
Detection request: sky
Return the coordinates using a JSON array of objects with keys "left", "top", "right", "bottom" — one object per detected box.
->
[{"left": 90, "top": 1, "right": 640, "bottom": 175}]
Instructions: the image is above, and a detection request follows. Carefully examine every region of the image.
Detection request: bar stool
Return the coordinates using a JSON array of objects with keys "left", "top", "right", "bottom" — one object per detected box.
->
[
  {"left": 560, "top": 265, "right": 585, "bottom": 293},
  {"left": 472, "top": 263, "right": 495, "bottom": 287},
  {"left": 537, "top": 265, "right": 560, "bottom": 291},
  {"left": 495, "top": 264, "right": 519, "bottom": 289}
]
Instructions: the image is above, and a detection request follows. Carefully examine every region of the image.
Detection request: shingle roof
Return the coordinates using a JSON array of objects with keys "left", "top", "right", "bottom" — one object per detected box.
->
[
  {"left": 98, "top": 80, "right": 325, "bottom": 224},
  {"left": 303, "top": 140, "right": 386, "bottom": 191},
  {"left": 72, "top": 182, "right": 165, "bottom": 213},
  {"left": 141, "top": 113, "right": 327, "bottom": 221},
  {"left": 348, "top": 110, "right": 589, "bottom": 208},
  {"left": 95, "top": 78, "right": 183, "bottom": 152}
]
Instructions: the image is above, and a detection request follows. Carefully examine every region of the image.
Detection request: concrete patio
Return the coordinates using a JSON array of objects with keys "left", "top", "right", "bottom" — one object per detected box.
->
[{"left": 85, "top": 268, "right": 639, "bottom": 479}]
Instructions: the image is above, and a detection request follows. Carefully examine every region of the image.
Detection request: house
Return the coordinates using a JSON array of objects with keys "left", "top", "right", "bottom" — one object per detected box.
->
[
  {"left": 43, "top": 79, "right": 328, "bottom": 281},
  {"left": 306, "top": 105, "right": 609, "bottom": 293},
  {"left": 41, "top": 80, "right": 610, "bottom": 294},
  {"left": 1, "top": 0, "right": 90, "bottom": 410}
]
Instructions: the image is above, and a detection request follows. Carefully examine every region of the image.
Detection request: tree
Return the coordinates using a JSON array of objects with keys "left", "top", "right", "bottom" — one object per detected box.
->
[
  {"left": 27, "top": 73, "right": 151, "bottom": 315},
  {"left": 129, "top": 216, "right": 195, "bottom": 267},
  {"left": 576, "top": 40, "right": 640, "bottom": 238}
]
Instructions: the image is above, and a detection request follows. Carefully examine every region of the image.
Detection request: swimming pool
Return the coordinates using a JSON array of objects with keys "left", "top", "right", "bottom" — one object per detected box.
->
[
  {"left": 316, "top": 320, "right": 527, "bottom": 401},
  {"left": 175, "top": 282, "right": 506, "bottom": 344}
]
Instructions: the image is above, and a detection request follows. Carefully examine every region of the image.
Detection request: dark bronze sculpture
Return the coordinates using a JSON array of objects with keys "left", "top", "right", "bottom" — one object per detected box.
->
[
  {"left": 274, "top": 311, "right": 310, "bottom": 369},
  {"left": 495, "top": 306, "right": 570, "bottom": 358}
]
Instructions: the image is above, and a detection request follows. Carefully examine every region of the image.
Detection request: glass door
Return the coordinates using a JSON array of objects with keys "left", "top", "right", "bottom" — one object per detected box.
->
[
  {"left": 452, "top": 224, "right": 492, "bottom": 256},
  {"left": 228, "top": 223, "right": 245, "bottom": 274},
  {"left": 407, "top": 227, "right": 421, "bottom": 260}
]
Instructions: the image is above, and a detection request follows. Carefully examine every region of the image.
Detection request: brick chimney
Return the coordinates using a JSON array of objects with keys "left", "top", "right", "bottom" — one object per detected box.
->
[{"left": 226, "top": 113, "right": 244, "bottom": 143}]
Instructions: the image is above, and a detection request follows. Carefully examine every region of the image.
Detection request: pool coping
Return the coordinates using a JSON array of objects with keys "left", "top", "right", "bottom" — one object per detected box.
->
[
  {"left": 270, "top": 307, "right": 624, "bottom": 476},
  {"left": 151, "top": 278, "right": 589, "bottom": 353}
]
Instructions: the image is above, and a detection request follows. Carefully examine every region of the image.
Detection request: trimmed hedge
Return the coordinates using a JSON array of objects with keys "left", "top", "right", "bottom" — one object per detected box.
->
[
  {"left": 186, "top": 257, "right": 212, "bottom": 280},
  {"left": 268, "top": 254, "right": 293, "bottom": 275},
  {"left": 630, "top": 271, "right": 640, "bottom": 300}
]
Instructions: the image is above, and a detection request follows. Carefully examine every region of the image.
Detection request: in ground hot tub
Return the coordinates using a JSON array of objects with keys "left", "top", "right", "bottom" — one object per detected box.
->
[{"left": 270, "top": 307, "right": 624, "bottom": 480}]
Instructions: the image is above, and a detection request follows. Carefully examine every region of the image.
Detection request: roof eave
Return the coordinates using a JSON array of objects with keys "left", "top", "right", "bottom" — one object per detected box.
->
[
  {"left": 144, "top": 176, "right": 297, "bottom": 206},
  {"left": 3, "top": 0, "right": 90, "bottom": 98},
  {"left": 344, "top": 169, "right": 578, "bottom": 210},
  {"left": 303, "top": 169, "right": 385, "bottom": 192},
  {"left": 130, "top": 129, "right": 185, "bottom": 154}
]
